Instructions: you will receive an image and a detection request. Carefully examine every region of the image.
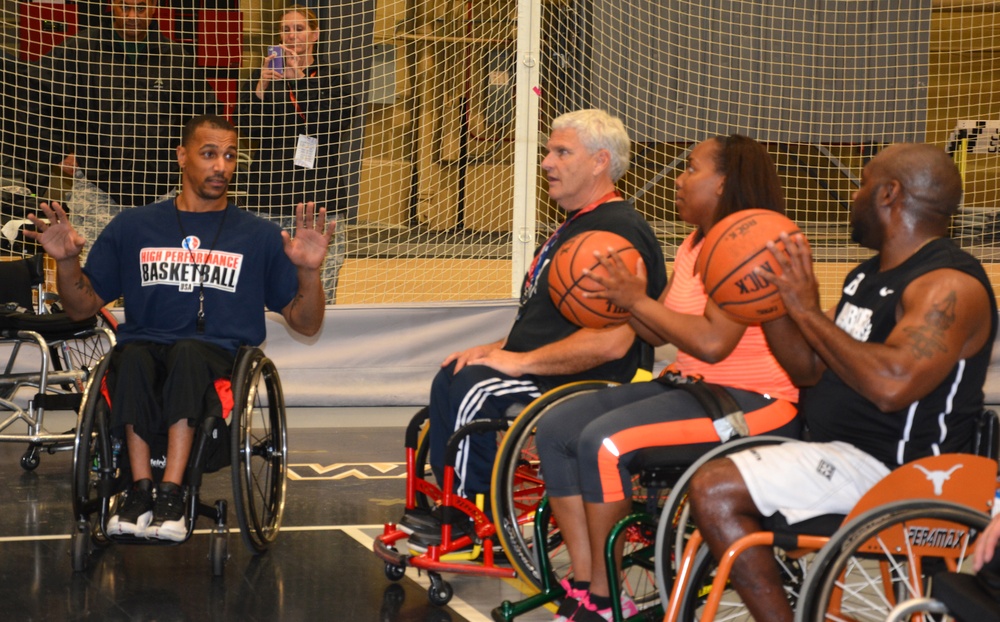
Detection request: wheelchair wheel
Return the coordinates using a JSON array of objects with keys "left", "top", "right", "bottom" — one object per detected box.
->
[
  {"left": 230, "top": 348, "right": 287, "bottom": 554},
  {"left": 794, "top": 499, "right": 989, "bottom": 622},
  {"left": 71, "top": 353, "right": 121, "bottom": 525},
  {"left": 53, "top": 307, "right": 118, "bottom": 389},
  {"left": 675, "top": 540, "right": 811, "bottom": 621},
  {"left": 491, "top": 380, "right": 618, "bottom": 589},
  {"left": 655, "top": 435, "right": 793, "bottom": 608}
]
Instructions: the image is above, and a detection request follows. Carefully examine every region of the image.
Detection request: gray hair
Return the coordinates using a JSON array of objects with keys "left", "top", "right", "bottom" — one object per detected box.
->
[{"left": 551, "top": 109, "right": 631, "bottom": 182}]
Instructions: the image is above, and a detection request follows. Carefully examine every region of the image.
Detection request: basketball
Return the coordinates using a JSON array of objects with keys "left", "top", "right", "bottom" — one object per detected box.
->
[
  {"left": 548, "top": 230, "right": 642, "bottom": 329},
  {"left": 696, "top": 209, "right": 801, "bottom": 324}
]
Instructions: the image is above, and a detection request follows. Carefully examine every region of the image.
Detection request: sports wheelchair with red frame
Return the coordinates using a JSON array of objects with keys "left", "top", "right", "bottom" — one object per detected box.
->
[{"left": 373, "top": 381, "right": 623, "bottom": 606}]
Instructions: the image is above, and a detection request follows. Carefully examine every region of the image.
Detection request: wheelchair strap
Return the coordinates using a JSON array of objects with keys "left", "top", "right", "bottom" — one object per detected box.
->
[{"left": 656, "top": 370, "right": 750, "bottom": 442}]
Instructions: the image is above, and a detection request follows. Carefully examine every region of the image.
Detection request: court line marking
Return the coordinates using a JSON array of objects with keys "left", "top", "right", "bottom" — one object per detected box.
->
[
  {"left": 341, "top": 525, "right": 493, "bottom": 622},
  {"left": 0, "top": 524, "right": 380, "bottom": 543},
  {"left": 1, "top": 524, "right": 550, "bottom": 620},
  {"left": 0, "top": 525, "right": 532, "bottom": 622}
]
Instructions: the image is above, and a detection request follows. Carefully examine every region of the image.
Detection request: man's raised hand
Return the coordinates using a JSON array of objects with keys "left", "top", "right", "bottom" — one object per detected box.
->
[{"left": 24, "top": 201, "right": 86, "bottom": 261}]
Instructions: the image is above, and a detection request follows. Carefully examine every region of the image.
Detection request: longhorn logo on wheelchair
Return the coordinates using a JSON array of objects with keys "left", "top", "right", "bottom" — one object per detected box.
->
[{"left": 912, "top": 463, "right": 963, "bottom": 495}]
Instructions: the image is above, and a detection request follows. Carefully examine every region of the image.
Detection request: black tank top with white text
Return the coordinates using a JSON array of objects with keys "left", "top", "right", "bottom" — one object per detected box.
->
[{"left": 805, "top": 238, "right": 997, "bottom": 468}]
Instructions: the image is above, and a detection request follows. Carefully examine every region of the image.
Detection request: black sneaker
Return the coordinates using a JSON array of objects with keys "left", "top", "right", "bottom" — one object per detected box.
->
[
  {"left": 107, "top": 479, "right": 154, "bottom": 537},
  {"left": 406, "top": 517, "right": 476, "bottom": 553},
  {"left": 147, "top": 482, "right": 187, "bottom": 541},
  {"left": 397, "top": 508, "right": 441, "bottom": 535}
]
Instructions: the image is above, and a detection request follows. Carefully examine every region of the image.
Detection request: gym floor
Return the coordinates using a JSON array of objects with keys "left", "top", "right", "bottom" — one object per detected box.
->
[{"left": 0, "top": 408, "right": 554, "bottom": 621}]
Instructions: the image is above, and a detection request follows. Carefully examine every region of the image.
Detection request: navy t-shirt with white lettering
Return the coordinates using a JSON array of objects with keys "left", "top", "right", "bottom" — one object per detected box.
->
[{"left": 83, "top": 199, "right": 298, "bottom": 353}]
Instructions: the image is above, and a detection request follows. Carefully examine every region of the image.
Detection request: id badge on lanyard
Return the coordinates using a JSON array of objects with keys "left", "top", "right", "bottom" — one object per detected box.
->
[
  {"left": 289, "top": 74, "right": 319, "bottom": 169},
  {"left": 294, "top": 135, "right": 318, "bottom": 169}
]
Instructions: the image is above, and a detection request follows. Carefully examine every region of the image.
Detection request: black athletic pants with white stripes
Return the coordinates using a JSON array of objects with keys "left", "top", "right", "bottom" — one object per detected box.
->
[{"left": 427, "top": 361, "right": 542, "bottom": 499}]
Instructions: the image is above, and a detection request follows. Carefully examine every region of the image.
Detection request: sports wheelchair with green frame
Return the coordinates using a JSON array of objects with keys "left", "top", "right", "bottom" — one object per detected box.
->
[
  {"left": 70, "top": 345, "right": 288, "bottom": 576},
  {"left": 491, "top": 374, "right": 801, "bottom": 622}
]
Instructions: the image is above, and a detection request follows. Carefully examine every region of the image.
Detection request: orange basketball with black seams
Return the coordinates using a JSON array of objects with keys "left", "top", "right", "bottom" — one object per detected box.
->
[
  {"left": 548, "top": 230, "right": 642, "bottom": 329},
  {"left": 696, "top": 209, "right": 801, "bottom": 324}
]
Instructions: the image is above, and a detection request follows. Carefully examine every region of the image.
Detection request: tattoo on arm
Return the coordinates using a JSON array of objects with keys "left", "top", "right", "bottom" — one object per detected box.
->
[
  {"left": 73, "top": 276, "right": 94, "bottom": 298},
  {"left": 903, "top": 291, "right": 956, "bottom": 359}
]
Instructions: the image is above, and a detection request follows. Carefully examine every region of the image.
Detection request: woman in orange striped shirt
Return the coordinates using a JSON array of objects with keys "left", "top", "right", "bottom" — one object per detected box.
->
[{"left": 535, "top": 134, "right": 801, "bottom": 622}]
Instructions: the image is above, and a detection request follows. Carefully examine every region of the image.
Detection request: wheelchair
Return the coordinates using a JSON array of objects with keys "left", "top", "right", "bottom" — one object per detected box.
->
[
  {"left": 373, "top": 380, "right": 626, "bottom": 607},
  {"left": 0, "top": 253, "right": 116, "bottom": 470},
  {"left": 70, "top": 345, "right": 288, "bottom": 576},
  {"left": 492, "top": 378, "right": 801, "bottom": 622},
  {"left": 655, "top": 409, "right": 999, "bottom": 622}
]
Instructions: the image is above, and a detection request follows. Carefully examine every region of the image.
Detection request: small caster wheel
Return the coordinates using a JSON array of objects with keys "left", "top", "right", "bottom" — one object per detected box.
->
[
  {"left": 92, "top": 525, "right": 111, "bottom": 548},
  {"left": 21, "top": 446, "right": 40, "bottom": 471},
  {"left": 384, "top": 562, "right": 406, "bottom": 581},
  {"left": 210, "top": 531, "right": 228, "bottom": 576},
  {"left": 71, "top": 523, "right": 90, "bottom": 572},
  {"left": 427, "top": 578, "right": 453, "bottom": 606}
]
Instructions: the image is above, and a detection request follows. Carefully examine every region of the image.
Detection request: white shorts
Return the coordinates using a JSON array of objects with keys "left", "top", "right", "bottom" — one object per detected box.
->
[{"left": 728, "top": 441, "right": 891, "bottom": 524}]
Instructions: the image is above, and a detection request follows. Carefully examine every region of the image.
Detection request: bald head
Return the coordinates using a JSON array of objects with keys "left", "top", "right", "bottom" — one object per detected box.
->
[{"left": 872, "top": 143, "right": 963, "bottom": 225}]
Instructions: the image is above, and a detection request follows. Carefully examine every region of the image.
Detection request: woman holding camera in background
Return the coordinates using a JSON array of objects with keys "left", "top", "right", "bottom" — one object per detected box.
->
[{"left": 236, "top": 4, "right": 349, "bottom": 302}]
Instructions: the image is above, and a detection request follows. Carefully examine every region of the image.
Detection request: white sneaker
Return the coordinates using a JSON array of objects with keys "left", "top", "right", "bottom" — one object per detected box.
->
[
  {"left": 146, "top": 483, "right": 187, "bottom": 542},
  {"left": 106, "top": 479, "right": 154, "bottom": 537}
]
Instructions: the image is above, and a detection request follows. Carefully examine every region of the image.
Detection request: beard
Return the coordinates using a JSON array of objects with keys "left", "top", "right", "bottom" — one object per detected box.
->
[
  {"left": 849, "top": 204, "right": 882, "bottom": 250},
  {"left": 193, "top": 176, "right": 230, "bottom": 201}
]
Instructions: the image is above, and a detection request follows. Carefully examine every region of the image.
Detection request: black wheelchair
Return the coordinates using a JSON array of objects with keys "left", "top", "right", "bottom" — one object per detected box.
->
[
  {"left": 70, "top": 345, "right": 288, "bottom": 576},
  {"left": 0, "top": 253, "right": 116, "bottom": 470}
]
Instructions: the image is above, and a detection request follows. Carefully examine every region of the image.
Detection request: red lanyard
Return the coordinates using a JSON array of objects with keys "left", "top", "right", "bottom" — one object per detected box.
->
[
  {"left": 523, "top": 190, "right": 620, "bottom": 296},
  {"left": 287, "top": 70, "right": 318, "bottom": 123}
]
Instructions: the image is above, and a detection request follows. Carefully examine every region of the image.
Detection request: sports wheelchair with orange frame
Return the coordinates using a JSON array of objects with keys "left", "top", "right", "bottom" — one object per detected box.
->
[
  {"left": 70, "top": 346, "right": 288, "bottom": 576},
  {"left": 653, "top": 408, "right": 999, "bottom": 622}
]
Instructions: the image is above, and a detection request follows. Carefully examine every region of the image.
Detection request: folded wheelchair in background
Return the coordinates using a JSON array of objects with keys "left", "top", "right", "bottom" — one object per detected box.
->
[{"left": 0, "top": 253, "right": 116, "bottom": 469}]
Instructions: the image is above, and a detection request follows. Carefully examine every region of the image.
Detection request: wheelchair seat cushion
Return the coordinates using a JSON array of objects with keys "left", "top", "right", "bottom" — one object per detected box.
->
[{"left": 0, "top": 309, "right": 98, "bottom": 340}]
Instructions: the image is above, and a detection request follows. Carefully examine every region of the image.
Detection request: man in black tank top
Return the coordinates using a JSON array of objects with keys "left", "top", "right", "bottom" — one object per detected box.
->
[{"left": 685, "top": 143, "right": 997, "bottom": 622}]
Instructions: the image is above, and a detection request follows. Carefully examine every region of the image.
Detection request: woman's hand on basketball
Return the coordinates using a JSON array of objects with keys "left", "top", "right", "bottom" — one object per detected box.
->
[
  {"left": 582, "top": 247, "right": 648, "bottom": 311},
  {"left": 756, "top": 232, "right": 821, "bottom": 318},
  {"left": 25, "top": 201, "right": 86, "bottom": 261},
  {"left": 282, "top": 202, "right": 333, "bottom": 270}
]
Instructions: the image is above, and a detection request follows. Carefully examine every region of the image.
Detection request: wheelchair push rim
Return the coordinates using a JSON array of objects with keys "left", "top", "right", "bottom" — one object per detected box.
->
[
  {"left": 794, "top": 499, "right": 990, "bottom": 622},
  {"left": 230, "top": 348, "right": 288, "bottom": 554}
]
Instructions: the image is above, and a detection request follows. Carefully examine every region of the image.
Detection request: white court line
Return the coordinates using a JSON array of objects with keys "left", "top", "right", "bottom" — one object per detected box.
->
[
  {"left": 341, "top": 525, "right": 493, "bottom": 622},
  {"left": 0, "top": 525, "right": 375, "bottom": 542},
  {"left": 0, "top": 525, "right": 495, "bottom": 622}
]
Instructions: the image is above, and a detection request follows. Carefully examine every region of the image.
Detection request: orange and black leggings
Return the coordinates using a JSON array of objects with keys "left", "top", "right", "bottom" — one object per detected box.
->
[{"left": 534, "top": 380, "right": 799, "bottom": 503}]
